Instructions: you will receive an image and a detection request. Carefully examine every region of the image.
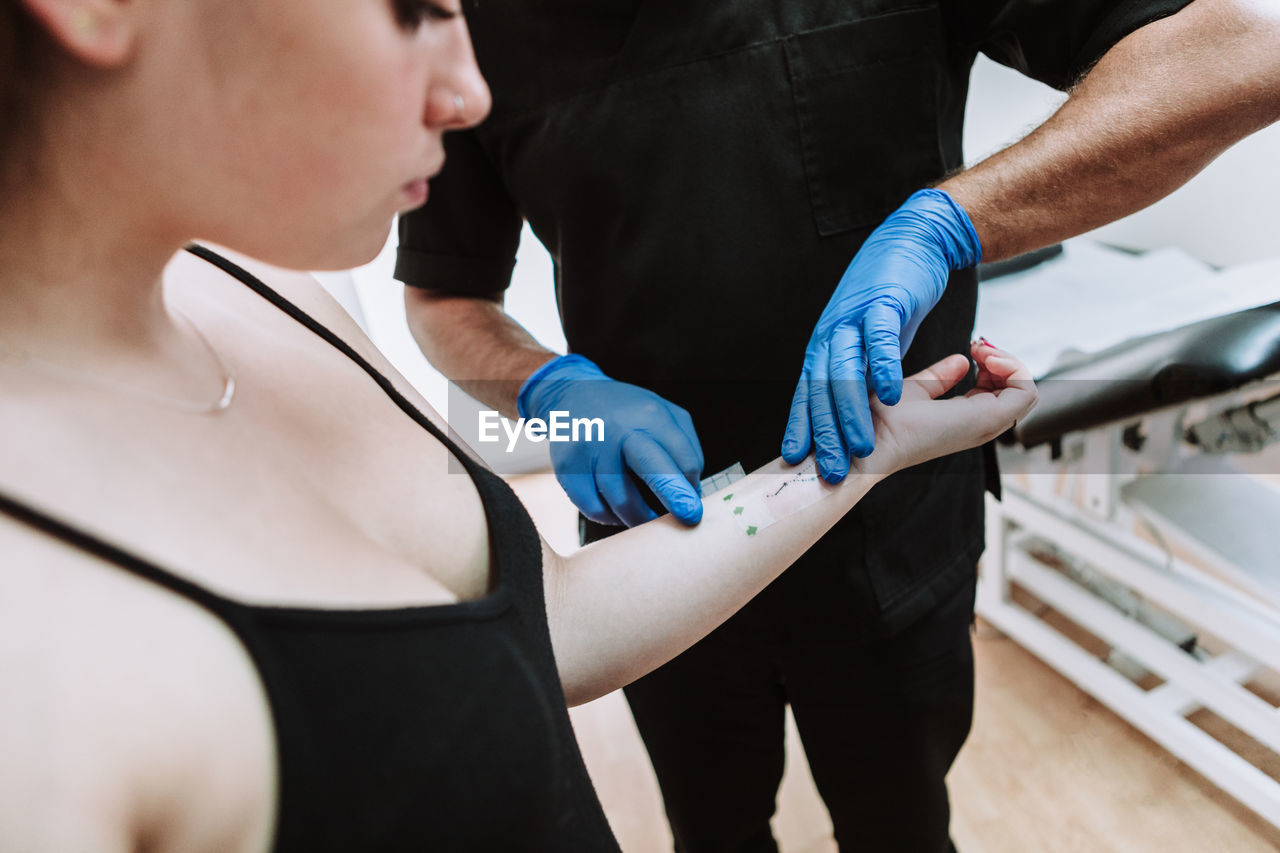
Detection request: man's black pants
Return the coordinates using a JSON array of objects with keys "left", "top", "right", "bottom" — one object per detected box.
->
[{"left": 622, "top": 560, "right": 978, "bottom": 853}]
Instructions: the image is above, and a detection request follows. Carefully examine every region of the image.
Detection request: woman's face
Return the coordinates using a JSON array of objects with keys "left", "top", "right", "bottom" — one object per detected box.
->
[{"left": 137, "top": 0, "right": 489, "bottom": 269}]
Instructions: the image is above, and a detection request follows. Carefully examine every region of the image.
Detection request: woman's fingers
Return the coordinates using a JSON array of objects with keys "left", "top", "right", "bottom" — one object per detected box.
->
[
  {"left": 898, "top": 353, "right": 971, "bottom": 401},
  {"left": 923, "top": 373, "right": 1036, "bottom": 458},
  {"left": 965, "top": 338, "right": 1038, "bottom": 423},
  {"left": 970, "top": 338, "right": 1034, "bottom": 385},
  {"left": 875, "top": 344, "right": 1036, "bottom": 472}
]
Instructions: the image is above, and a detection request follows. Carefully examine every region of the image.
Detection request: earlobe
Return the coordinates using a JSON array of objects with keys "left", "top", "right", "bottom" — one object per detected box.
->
[{"left": 19, "top": 0, "right": 135, "bottom": 66}]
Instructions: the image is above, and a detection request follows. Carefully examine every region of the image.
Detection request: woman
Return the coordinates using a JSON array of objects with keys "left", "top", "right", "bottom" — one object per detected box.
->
[{"left": 0, "top": 0, "right": 1035, "bottom": 850}]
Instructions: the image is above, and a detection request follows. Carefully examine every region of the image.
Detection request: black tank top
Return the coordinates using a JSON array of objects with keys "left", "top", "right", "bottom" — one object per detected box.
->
[{"left": 0, "top": 246, "right": 621, "bottom": 852}]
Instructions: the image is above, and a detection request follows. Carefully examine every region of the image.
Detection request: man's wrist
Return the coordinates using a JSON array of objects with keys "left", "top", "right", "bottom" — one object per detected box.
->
[
  {"left": 516, "top": 353, "right": 606, "bottom": 418},
  {"left": 901, "top": 188, "right": 983, "bottom": 269}
]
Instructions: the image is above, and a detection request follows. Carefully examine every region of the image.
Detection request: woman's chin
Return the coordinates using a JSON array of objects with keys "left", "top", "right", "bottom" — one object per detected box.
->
[
  {"left": 196, "top": 212, "right": 395, "bottom": 274},
  {"left": 274, "top": 221, "right": 395, "bottom": 273}
]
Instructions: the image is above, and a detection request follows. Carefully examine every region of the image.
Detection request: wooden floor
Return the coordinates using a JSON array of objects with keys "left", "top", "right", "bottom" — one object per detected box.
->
[{"left": 508, "top": 474, "right": 1280, "bottom": 853}]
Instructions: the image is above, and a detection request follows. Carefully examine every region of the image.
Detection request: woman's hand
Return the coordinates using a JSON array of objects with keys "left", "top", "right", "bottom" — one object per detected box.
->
[{"left": 855, "top": 339, "right": 1036, "bottom": 476}]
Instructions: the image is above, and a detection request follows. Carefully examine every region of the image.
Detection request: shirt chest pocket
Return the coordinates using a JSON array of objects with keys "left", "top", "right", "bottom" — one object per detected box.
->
[{"left": 784, "top": 6, "right": 947, "bottom": 236}]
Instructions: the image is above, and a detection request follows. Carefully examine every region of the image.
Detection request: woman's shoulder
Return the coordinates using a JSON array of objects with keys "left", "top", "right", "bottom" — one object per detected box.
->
[{"left": 0, "top": 514, "right": 277, "bottom": 852}]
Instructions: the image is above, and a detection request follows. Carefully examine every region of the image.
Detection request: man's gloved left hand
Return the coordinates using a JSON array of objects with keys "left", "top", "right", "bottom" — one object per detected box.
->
[
  {"left": 518, "top": 354, "right": 705, "bottom": 528},
  {"left": 781, "top": 188, "right": 982, "bottom": 483}
]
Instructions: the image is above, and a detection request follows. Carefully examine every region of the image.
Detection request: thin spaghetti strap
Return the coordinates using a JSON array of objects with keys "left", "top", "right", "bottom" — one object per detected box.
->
[
  {"left": 0, "top": 488, "right": 231, "bottom": 610},
  {"left": 184, "top": 245, "right": 467, "bottom": 459},
  {"left": 184, "top": 245, "right": 533, "bottom": 608}
]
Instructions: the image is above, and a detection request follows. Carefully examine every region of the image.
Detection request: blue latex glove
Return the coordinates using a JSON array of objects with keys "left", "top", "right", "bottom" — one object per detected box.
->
[
  {"left": 518, "top": 354, "right": 705, "bottom": 527},
  {"left": 782, "top": 188, "right": 982, "bottom": 482}
]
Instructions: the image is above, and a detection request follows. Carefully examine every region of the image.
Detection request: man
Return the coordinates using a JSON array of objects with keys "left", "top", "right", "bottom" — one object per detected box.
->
[{"left": 397, "top": 1, "right": 1280, "bottom": 849}]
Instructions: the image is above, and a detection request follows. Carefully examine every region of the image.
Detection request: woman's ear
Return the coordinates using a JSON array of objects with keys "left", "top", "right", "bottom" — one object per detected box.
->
[{"left": 19, "top": 0, "right": 135, "bottom": 66}]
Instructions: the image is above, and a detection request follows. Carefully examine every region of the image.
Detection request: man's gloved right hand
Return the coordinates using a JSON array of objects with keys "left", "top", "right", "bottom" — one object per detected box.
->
[
  {"left": 517, "top": 354, "right": 705, "bottom": 527},
  {"left": 781, "top": 188, "right": 982, "bottom": 483}
]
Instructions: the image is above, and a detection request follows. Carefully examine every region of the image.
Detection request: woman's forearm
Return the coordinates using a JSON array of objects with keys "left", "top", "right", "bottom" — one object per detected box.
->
[
  {"left": 547, "top": 456, "right": 883, "bottom": 706},
  {"left": 543, "top": 345, "right": 1035, "bottom": 705}
]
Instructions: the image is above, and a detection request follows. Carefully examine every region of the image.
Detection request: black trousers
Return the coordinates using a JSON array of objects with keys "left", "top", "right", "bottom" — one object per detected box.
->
[{"left": 622, "top": 562, "right": 977, "bottom": 853}]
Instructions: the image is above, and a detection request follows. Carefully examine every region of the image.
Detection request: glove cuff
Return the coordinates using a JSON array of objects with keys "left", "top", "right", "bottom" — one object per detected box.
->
[
  {"left": 902, "top": 188, "right": 983, "bottom": 269},
  {"left": 516, "top": 353, "right": 607, "bottom": 419}
]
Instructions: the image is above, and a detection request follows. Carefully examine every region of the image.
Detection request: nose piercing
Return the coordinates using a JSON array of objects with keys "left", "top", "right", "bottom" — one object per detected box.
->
[{"left": 452, "top": 94, "right": 466, "bottom": 115}]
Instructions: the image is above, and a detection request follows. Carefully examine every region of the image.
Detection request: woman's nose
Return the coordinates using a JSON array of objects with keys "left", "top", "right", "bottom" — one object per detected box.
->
[
  {"left": 449, "top": 69, "right": 491, "bottom": 129},
  {"left": 426, "top": 29, "right": 492, "bottom": 129}
]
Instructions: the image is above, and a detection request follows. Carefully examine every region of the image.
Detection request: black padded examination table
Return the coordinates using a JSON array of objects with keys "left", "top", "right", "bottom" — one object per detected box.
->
[
  {"left": 1011, "top": 300, "right": 1280, "bottom": 449},
  {"left": 980, "top": 289, "right": 1280, "bottom": 830}
]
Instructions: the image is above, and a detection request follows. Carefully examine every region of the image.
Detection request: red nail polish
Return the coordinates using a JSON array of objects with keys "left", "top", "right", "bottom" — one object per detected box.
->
[{"left": 979, "top": 336, "right": 996, "bottom": 348}]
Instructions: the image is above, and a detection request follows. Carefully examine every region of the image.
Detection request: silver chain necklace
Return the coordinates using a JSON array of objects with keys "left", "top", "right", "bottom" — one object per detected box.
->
[{"left": 0, "top": 308, "right": 237, "bottom": 415}]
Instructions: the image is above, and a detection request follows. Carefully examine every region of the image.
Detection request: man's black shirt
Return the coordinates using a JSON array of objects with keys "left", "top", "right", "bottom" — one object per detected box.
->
[{"left": 398, "top": 0, "right": 1191, "bottom": 629}]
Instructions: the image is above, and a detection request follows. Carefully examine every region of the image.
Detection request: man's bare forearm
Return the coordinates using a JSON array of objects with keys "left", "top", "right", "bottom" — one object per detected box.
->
[
  {"left": 404, "top": 288, "right": 558, "bottom": 417},
  {"left": 943, "top": 0, "right": 1280, "bottom": 261}
]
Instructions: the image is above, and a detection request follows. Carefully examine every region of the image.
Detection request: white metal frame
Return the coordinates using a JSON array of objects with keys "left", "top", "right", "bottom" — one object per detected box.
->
[{"left": 978, "top": 389, "right": 1280, "bottom": 829}]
